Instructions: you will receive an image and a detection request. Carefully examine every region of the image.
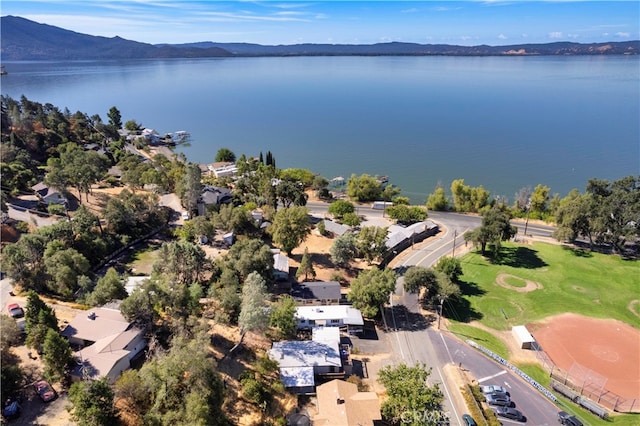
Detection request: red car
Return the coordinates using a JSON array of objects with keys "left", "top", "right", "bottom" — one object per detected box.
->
[
  {"left": 34, "top": 380, "right": 57, "bottom": 402},
  {"left": 7, "top": 303, "right": 24, "bottom": 319}
]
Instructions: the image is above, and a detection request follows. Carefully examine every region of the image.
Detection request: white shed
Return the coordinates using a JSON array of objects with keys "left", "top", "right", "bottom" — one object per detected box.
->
[{"left": 512, "top": 325, "right": 536, "bottom": 349}]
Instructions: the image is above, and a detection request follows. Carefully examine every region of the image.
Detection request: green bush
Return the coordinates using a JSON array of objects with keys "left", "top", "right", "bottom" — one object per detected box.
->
[
  {"left": 317, "top": 220, "right": 326, "bottom": 236},
  {"left": 240, "top": 377, "right": 266, "bottom": 404},
  {"left": 341, "top": 212, "right": 361, "bottom": 227}
]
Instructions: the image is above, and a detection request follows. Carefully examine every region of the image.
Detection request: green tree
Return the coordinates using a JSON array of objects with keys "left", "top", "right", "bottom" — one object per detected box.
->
[
  {"left": 269, "top": 295, "right": 297, "bottom": 339},
  {"left": 107, "top": 106, "right": 122, "bottom": 129},
  {"left": 348, "top": 268, "right": 396, "bottom": 318},
  {"left": 215, "top": 147, "right": 236, "bottom": 163},
  {"left": 234, "top": 272, "right": 269, "bottom": 351},
  {"left": 330, "top": 233, "right": 357, "bottom": 267},
  {"left": 328, "top": 200, "right": 355, "bottom": 218},
  {"left": 434, "top": 257, "right": 463, "bottom": 282},
  {"left": 450, "top": 179, "right": 490, "bottom": 213},
  {"left": 403, "top": 266, "right": 439, "bottom": 295},
  {"left": 425, "top": 186, "right": 449, "bottom": 211},
  {"left": 341, "top": 212, "right": 361, "bottom": 227},
  {"left": 177, "top": 162, "right": 202, "bottom": 214},
  {"left": 221, "top": 238, "right": 274, "bottom": 282},
  {"left": 276, "top": 179, "right": 308, "bottom": 208},
  {"left": 378, "top": 363, "right": 444, "bottom": 426},
  {"left": 355, "top": 226, "right": 388, "bottom": 265},
  {"left": 68, "top": 378, "right": 119, "bottom": 426},
  {"left": 24, "top": 291, "right": 59, "bottom": 351},
  {"left": 464, "top": 206, "right": 517, "bottom": 257},
  {"left": 45, "top": 143, "right": 109, "bottom": 203},
  {"left": 134, "top": 331, "right": 225, "bottom": 424},
  {"left": 42, "top": 328, "right": 73, "bottom": 383},
  {"left": 120, "top": 278, "right": 164, "bottom": 328},
  {"left": 381, "top": 184, "right": 402, "bottom": 202},
  {"left": 269, "top": 206, "right": 312, "bottom": 255},
  {"left": 296, "top": 247, "right": 316, "bottom": 281},
  {"left": 0, "top": 315, "right": 21, "bottom": 351},
  {"left": 385, "top": 205, "right": 427, "bottom": 225},
  {"left": 212, "top": 203, "right": 257, "bottom": 236},
  {"left": 44, "top": 243, "right": 90, "bottom": 298},
  {"left": 153, "top": 241, "right": 210, "bottom": 286},
  {"left": 124, "top": 119, "right": 141, "bottom": 132},
  {"left": 87, "top": 268, "right": 128, "bottom": 306},
  {"left": 2, "top": 234, "right": 47, "bottom": 291},
  {"left": 280, "top": 168, "right": 316, "bottom": 187},
  {"left": 530, "top": 184, "right": 550, "bottom": 215},
  {"left": 346, "top": 174, "right": 383, "bottom": 202}
]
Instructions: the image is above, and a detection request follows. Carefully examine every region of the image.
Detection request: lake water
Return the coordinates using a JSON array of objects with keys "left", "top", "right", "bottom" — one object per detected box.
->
[{"left": 2, "top": 56, "right": 638, "bottom": 204}]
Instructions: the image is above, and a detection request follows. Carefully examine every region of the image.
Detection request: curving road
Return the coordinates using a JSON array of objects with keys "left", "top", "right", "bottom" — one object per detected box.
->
[
  {"left": 387, "top": 211, "right": 559, "bottom": 425},
  {"left": 307, "top": 201, "right": 560, "bottom": 425}
]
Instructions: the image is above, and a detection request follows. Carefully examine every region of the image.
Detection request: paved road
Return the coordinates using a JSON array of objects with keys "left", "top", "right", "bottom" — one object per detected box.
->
[{"left": 385, "top": 211, "right": 559, "bottom": 425}]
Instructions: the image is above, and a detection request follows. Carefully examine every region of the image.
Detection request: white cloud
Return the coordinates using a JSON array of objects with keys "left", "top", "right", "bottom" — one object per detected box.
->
[
  {"left": 615, "top": 32, "right": 631, "bottom": 38},
  {"left": 567, "top": 33, "right": 579, "bottom": 39},
  {"left": 548, "top": 32, "right": 563, "bottom": 39},
  {"left": 401, "top": 8, "right": 419, "bottom": 13},
  {"left": 498, "top": 33, "right": 507, "bottom": 40},
  {"left": 521, "top": 33, "right": 528, "bottom": 38}
]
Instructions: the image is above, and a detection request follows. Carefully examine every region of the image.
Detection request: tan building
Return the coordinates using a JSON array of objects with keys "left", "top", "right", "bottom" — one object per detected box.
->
[{"left": 314, "top": 379, "right": 382, "bottom": 426}]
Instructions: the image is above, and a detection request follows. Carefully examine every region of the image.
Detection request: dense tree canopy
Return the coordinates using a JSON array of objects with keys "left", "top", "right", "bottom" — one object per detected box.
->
[
  {"left": 378, "top": 363, "right": 444, "bottom": 426},
  {"left": 464, "top": 206, "right": 517, "bottom": 257},
  {"left": 450, "top": 179, "right": 490, "bottom": 213},
  {"left": 355, "top": 226, "right": 388, "bottom": 265},
  {"left": 330, "top": 232, "right": 358, "bottom": 267},
  {"left": 269, "top": 206, "right": 312, "bottom": 255},
  {"left": 348, "top": 268, "right": 396, "bottom": 318},
  {"left": 346, "top": 173, "right": 384, "bottom": 202}
]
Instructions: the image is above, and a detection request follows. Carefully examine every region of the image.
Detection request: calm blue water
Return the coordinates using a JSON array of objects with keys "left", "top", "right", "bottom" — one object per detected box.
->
[{"left": 2, "top": 56, "right": 638, "bottom": 203}]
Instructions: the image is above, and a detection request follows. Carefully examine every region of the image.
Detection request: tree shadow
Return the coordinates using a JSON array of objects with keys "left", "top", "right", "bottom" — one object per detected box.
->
[
  {"left": 457, "top": 279, "right": 486, "bottom": 297},
  {"left": 561, "top": 246, "right": 593, "bottom": 258},
  {"left": 387, "top": 305, "right": 430, "bottom": 331},
  {"left": 444, "top": 297, "right": 483, "bottom": 323},
  {"left": 492, "top": 246, "right": 547, "bottom": 269}
]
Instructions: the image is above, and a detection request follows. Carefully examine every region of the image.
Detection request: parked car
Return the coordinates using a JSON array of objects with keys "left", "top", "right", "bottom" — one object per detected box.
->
[
  {"left": 2, "top": 399, "right": 21, "bottom": 420},
  {"left": 481, "top": 384, "right": 508, "bottom": 395},
  {"left": 495, "top": 407, "right": 525, "bottom": 422},
  {"left": 7, "top": 303, "right": 24, "bottom": 319},
  {"left": 34, "top": 380, "right": 57, "bottom": 402},
  {"left": 462, "top": 414, "right": 477, "bottom": 426},
  {"left": 485, "top": 392, "right": 511, "bottom": 406},
  {"left": 558, "top": 411, "right": 583, "bottom": 426}
]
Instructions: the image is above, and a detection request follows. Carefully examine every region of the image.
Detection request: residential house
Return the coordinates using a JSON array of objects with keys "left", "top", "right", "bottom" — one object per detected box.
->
[
  {"left": 197, "top": 185, "right": 233, "bottom": 215},
  {"left": 32, "top": 182, "right": 67, "bottom": 206},
  {"left": 269, "top": 327, "right": 343, "bottom": 394},
  {"left": 61, "top": 305, "right": 146, "bottom": 383},
  {"left": 272, "top": 249, "right": 290, "bottom": 284},
  {"left": 291, "top": 281, "right": 342, "bottom": 305},
  {"left": 322, "top": 220, "right": 350, "bottom": 237},
  {"left": 295, "top": 305, "right": 364, "bottom": 334},
  {"left": 208, "top": 162, "right": 238, "bottom": 179},
  {"left": 314, "top": 379, "right": 382, "bottom": 426}
]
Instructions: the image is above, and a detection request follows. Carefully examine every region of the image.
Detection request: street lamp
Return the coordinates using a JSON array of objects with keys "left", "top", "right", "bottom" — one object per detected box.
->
[
  {"left": 523, "top": 198, "right": 531, "bottom": 237},
  {"left": 437, "top": 296, "right": 444, "bottom": 330}
]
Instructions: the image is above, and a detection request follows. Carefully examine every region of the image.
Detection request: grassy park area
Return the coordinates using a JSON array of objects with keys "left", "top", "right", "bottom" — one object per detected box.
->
[
  {"left": 452, "top": 242, "right": 639, "bottom": 331},
  {"left": 448, "top": 241, "right": 640, "bottom": 425}
]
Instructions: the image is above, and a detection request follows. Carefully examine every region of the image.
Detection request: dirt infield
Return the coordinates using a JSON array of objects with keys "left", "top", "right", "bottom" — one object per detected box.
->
[
  {"left": 529, "top": 313, "right": 640, "bottom": 400},
  {"left": 495, "top": 273, "right": 543, "bottom": 293}
]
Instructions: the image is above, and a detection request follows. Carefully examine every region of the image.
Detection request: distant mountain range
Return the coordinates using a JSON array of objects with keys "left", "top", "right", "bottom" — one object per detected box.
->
[{"left": 2, "top": 15, "right": 639, "bottom": 61}]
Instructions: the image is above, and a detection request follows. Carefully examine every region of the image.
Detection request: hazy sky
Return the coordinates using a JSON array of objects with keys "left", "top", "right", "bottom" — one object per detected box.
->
[{"left": 2, "top": 1, "right": 639, "bottom": 46}]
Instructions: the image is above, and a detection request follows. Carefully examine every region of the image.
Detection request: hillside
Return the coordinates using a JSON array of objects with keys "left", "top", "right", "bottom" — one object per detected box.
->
[
  {"left": 0, "top": 15, "right": 231, "bottom": 60},
  {"left": 2, "top": 15, "right": 639, "bottom": 61}
]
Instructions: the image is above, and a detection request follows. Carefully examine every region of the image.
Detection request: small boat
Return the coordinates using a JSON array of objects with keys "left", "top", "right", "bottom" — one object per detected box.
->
[{"left": 0, "top": 66, "right": 7, "bottom": 76}]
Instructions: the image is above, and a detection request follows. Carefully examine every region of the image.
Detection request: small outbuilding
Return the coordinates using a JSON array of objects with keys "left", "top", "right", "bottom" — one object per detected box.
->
[{"left": 512, "top": 325, "right": 536, "bottom": 349}]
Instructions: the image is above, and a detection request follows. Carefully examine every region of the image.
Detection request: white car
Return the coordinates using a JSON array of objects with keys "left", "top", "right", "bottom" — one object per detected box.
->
[
  {"left": 481, "top": 385, "right": 508, "bottom": 395},
  {"left": 181, "top": 211, "right": 190, "bottom": 220}
]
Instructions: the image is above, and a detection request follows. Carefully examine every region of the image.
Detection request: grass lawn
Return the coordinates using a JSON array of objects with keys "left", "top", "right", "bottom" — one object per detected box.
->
[
  {"left": 454, "top": 242, "right": 639, "bottom": 331},
  {"left": 447, "top": 323, "right": 509, "bottom": 359},
  {"left": 125, "top": 241, "right": 162, "bottom": 275},
  {"left": 449, "top": 241, "right": 639, "bottom": 424}
]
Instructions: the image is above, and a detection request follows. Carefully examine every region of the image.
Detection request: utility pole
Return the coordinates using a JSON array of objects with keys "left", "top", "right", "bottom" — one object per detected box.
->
[
  {"left": 524, "top": 199, "right": 531, "bottom": 237},
  {"left": 452, "top": 229, "right": 457, "bottom": 257},
  {"left": 437, "top": 297, "right": 444, "bottom": 330}
]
